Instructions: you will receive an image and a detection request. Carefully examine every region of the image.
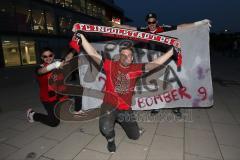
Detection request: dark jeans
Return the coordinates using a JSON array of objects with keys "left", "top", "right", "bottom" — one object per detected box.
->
[
  {"left": 99, "top": 103, "right": 140, "bottom": 141},
  {"left": 33, "top": 101, "right": 60, "bottom": 127}
]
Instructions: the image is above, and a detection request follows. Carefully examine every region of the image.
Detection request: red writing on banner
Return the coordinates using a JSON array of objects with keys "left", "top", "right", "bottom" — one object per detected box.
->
[{"left": 137, "top": 86, "right": 192, "bottom": 108}]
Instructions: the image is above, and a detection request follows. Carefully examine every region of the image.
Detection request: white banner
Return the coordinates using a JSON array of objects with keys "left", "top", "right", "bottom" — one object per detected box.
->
[{"left": 78, "top": 24, "right": 213, "bottom": 110}]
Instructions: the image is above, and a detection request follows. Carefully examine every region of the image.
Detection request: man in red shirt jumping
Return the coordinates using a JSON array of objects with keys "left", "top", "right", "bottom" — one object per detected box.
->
[{"left": 73, "top": 32, "right": 175, "bottom": 153}]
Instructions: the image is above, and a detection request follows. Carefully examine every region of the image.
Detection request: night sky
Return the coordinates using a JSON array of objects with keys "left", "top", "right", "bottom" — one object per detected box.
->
[{"left": 115, "top": 0, "right": 240, "bottom": 33}]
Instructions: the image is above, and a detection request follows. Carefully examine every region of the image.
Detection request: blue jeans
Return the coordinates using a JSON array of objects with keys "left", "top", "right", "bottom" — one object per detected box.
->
[{"left": 99, "top": 103, "right": 140, "bottom": 141}]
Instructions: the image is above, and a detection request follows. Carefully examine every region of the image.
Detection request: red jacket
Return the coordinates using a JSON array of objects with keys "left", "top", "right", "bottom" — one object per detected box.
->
[{"left": 36, "top": 63, "right": 67, "bottom": 102}]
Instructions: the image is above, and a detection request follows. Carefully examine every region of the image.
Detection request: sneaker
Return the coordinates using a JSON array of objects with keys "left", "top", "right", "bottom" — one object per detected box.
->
[
  {"left": 107, "top": 140, "right": 116, "bottom": 153},
  {"left": 73, "top": 110, "right": 88, "bottom": 118},
  {"left": 172, "top": 108, "right": 182, "bottom": 118},
  {"left": 27, "top": 108, "right": 35, "bottom": 123},
  {"left": 73, "top": 110, "right": 86, "bottom": 115}
]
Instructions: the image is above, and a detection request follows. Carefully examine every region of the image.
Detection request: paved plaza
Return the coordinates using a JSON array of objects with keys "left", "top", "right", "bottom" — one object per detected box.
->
[{"left": 1, "top": 54, "right": 240, "bottom": 160}]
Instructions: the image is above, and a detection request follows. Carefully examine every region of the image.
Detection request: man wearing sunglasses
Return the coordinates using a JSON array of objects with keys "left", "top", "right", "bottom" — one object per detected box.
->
[
  {"left": 26, "top": 48, "right": 66, "bottom": 127},
  {"left": 112, "top": 12, "right": 210, "bottom": 33},
  {"left": 139, "top": 12, "right": 177, "bottom": 33}
]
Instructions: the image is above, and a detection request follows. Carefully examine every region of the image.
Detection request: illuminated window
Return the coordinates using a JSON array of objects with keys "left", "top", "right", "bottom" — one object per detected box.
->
[
  {"left": 59, "top": 15, "right": 72, "bottom": 34},
  {"left": 2, "top": 37, "right": 36, "bottom": 67},
  {"left": 45, "top": 11, "right": 56, "bottom": 34},
  {"left": 86, "top": 1, "right": 93, "bottom": 16},
  {"left": 55, "top": 0, "right": 72, "bottom": 8},
  {"left": 97, "top": 7, "right": 102, "bottom": 18},
  {"left": 80, "top": 0, "right": 86, "bottom": 13},
  {"left": 102, "top": 8, "right": 106, "bottom": 16},
  {"left": 20, "top": 40, "right": 36, "bottom": 65},
  {"left": 92, "top": 4, "right": 97, "bottom": 17},
  {"left": 15, "top": 4, "right": 32, "bottom": 32},
  {"left": 65, "top": 0, "right": 73, "bottom": 8},
  {"left": 2, "top": 38, "right": 21, "bottom": 67},
  {"left": 55, "top": 0, "right": 65, "bottom": 7},
  {"left": 0, "top": 1, "right": 16, "bottom": 31},
  {"left": 32, "top": 9, "right": 46, "bottom": 33}
]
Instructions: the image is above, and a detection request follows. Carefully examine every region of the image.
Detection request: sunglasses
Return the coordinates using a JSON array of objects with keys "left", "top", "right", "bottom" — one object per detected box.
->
[
  {"left": 148, "top": 21, "right": 156, "bottom": 25},
  {"left": 42, "top": 54, "right": 53, "bottom": 58}
]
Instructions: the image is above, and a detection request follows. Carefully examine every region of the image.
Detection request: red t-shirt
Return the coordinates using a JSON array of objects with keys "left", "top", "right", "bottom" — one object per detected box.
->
[
  {"left": 36, "top": 63, "right": 67, "bottom": 103},
  {"left": 36, "top": 63, "right": 57, "bottom": 102},
  {"left": 103, "top": 59, "right": 144, "bottom": 110}
]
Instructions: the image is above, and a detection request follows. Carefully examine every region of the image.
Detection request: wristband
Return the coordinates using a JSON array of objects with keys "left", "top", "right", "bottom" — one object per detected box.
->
[
  {"left": 69, "top": 31, "right": 82, "bottom": 52},
  {"left": 46, "top": 61, "right": 61, "bottom": 71}
]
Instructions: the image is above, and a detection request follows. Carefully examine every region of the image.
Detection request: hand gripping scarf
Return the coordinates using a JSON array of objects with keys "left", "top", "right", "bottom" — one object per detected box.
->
[{"left": 71, "top": 23, "right": 182, "bottom": 70}]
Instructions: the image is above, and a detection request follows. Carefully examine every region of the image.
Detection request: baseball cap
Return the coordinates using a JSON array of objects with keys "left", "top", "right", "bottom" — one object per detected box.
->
[{"left": 145, "top": 12, "right": 157, "bottom": 21}]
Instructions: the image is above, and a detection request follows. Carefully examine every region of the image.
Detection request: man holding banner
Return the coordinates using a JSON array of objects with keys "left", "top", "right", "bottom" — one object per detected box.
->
[
  {"left": 73, "top": 32, "right": 177, "bottom": 153},
  {"left": 112, "top": 12, "right": 211, "bottom": 116},
  {"left": 112, "top": 12, "right": 210, "bottom": 33}
]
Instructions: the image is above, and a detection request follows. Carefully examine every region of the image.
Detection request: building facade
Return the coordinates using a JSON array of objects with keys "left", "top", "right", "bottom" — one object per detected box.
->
[{"left": 0, "top": 0, "right": 128, "bottom": 68}]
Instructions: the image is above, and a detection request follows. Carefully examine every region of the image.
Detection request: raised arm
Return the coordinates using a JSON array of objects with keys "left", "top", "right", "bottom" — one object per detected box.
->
[
  {"left": 77, "top": 33, "right": 102, "bottom": 65},
  {"left": 145, "top": 48, "right": 173, "bottom": 71}
]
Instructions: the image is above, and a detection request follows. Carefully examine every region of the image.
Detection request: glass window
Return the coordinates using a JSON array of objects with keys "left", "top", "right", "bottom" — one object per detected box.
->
[
  {"left": 20, "top": 40, "right": 36, "bottom": 65},
  {"left": 15, "top": 4, "right": 33, "bottom": 32},
  {"left": 45, "top": 11, "right": 56, "bottom": 34},
  {"left": 97, "top": 6, "right": 102, "bottom": 18},
  {"left": 80, "top": 0, "right": 86, "bottom": 13},
  {"left": 55, "top": 0, "right": 65, "bottom": 7},
  {"left": 65, "top": 0, "right": 73, "bottom": 8},
  {"left": 32, "top": 9, "right": 46, "bottom": 33},
  {"left": 2, "top": 37, "right": 36, "bottom": 67},
  {"left": 0, "top": 1, "right": 16, "bottom": 32},
  {"left": 2, "top": 38, "right": 21, "bottom": 67},
  {"left": 72, "top": 0, "right": 80, "bottom": 11},
  {"left": 43, "top": 0, "right": 53, "bottom": 3},
  {"left": 59, "top": 15, "right": 73, "bottom": 34},
  {"left": 55, "top": 0, "right": 73, "bottom": 8},
  {"left": 92, "top": 3, "right": 97, "bottom": 17},
  {"left": 86, "top": 1, "right": 93, "bottom": 16},
  {"left": 102, "top": 8, "right": 106, "bottom": 16}
]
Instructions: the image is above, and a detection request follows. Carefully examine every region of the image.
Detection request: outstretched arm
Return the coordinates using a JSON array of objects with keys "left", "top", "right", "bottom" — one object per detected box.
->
[
  {"left": 145, "top": 48, "right": 173, "bottom": 71},
  {"left": 77, "top": 33, "right": 102, "bottom": 65}
]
